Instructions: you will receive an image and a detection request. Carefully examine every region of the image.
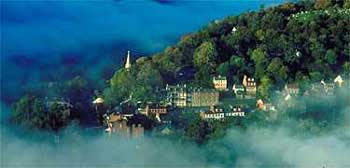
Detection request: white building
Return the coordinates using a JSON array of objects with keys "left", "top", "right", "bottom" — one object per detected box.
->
[
  {"left": 213, "top": 76, "right": 227, "bottom": 91},
  {"left": 125, "top": 50, "right": 131, "bottom": 71}
]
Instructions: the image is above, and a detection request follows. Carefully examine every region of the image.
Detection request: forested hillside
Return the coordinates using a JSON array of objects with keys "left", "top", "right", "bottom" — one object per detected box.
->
[
  {"left": 11, "top": 0, "right": 350, "bottom": 130},
  {"left": 106, "top": 0, "right": 350, "bottom": 104}
]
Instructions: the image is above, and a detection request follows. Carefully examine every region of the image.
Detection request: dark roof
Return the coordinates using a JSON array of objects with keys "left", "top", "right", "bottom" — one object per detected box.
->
[
  {"left": 286, "top": 83, "right": 299, "bottom": 89},
  {"left": 176, "top": 66, "right": 196, "bottom": 81},
  {"left": 147, "top": 103, "right": 167, "bottom": 109}
]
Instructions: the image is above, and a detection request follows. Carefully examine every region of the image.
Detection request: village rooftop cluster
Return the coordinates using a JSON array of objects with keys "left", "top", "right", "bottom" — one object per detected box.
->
[{"left": 90, "top": 51, "right": 346, "bottom": 138}]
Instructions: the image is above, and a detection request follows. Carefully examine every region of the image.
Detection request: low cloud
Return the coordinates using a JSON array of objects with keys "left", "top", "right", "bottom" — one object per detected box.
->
[{"left": 1, "top": 0, "right": 280, "bottom": 103}]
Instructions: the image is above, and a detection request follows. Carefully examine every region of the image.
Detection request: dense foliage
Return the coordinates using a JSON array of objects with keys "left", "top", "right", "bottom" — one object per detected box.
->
[
  {"left": 12, "top": 76, "right": 93, "bottom": 130},
  {"left": 107, "top": 0, "right": 349, "bottom": 105},
  {"left": 11, "top": 1, "right": 350, "bottom": 131},
  {"left": 12, "top": 96, "right": 71, "bottom": 132}
]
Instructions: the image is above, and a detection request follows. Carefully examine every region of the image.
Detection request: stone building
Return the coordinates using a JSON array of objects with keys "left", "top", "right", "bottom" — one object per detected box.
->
[
  {"left": 105, "top": 113, "right": 144, "bottom": 138},
  {"left": 166, "top": 84, "right": 219, "bottom": 107},
  {"left": 191, "top": 88, "right": 220, "bottom": 107}
]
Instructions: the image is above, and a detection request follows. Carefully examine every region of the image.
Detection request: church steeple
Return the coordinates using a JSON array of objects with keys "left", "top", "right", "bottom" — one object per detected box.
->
[{"left": 125, "top": 50, "right": 131, "bottom": 70}]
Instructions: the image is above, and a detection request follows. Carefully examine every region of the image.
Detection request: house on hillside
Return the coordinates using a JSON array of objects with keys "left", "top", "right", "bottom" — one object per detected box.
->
[
  {"left": 213, "top": 75, "right": 228, "bottom": 91},
  {"left": 242, "top": 75, "right": 257, "bottom": 99},
  {"left": 308, "top": 80, "right": 336, "bottom": 97},
  {"left": 145, "top": 103, "right": 167, "bottom": 116},
  {"left": 232, "top": 84, "right": 245, "bottom": 99},
  {"left": 104, "top": 113, "right": 144, "bottom": 138},
  {"left": 191, "top": 88, "right": 219, "bottom": 107},
  {"left": 284, "top": 83, "right": 300, "bottom": 96},
  {"left": 166, "top": 84, "right": 219, "bottom": 107},
  {"left": 144, "top": 103, "right": 168, "bottom": 122},
  {"left": 200, "top": 105, "right": 245, "bottom": 120},
  {"left": 334, "top": 75, "right": 344, "bottom": 87}
]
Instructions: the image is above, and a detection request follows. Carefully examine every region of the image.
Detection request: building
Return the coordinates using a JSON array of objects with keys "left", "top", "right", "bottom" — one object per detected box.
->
[
  {"left": 284, "top": 83, "right": 300, "bottom": 96},
  {"left": 321, "top": 80, "right": 336, "bottom": 96},
  {"left": 124, "top": 50, "right": 132, "bottom": 71},
  {"left": 227, "top": 106, "right": 245, "bottom": 117},
  {"left": 309, "top": 81, "right": 336, "bottom": 97},
  {"left": 232, "top": 84, "right": 245, "bottom": 99},
  {"left": 263, "top": 103, "right": 277, "bottom": 111},
  {"left": 334, "top": 75, "right": 344, "bottom": 87},
  {"left": 166, "top": 84, "right": 189, "bottom": 107},
  {"left": 201, "top": 111, "right": 225, "bottom": 120},
  {"left": 242, "top": 75, "right": 257, "bottom": 98},
  {"left": 166, "top": 84, "right": 219, "bottom": 107},
  {"left": 131, "top": 124, "right": 144, "bottom": 138},
  {"left": 145, "top": 103, "right": 167, "bottom": 116},
  {"left": 213, "top": 76, "right": 227, "bottom": 91},
  {"left": 256, "top": 99, "right": 276, "bottom": 111},
  {"left": 256, "top": 99, "right": 264, "bottom": 109},
  {"left": 93, "top": 97, "right": 105, "bottom": 112},
  {"left": 105, "top": 113, "right": 144, "bottom": 138},
  {"left": 200, "top": 106, "right": 245, "bottom": 120},
  {"left": 93, "top": 97, "right": 106, "bottom": 125},
  {"left": 144, "top": 103, "right": 168, "bottom": 122},
  {"left": 191, "top": 88, "right": 219, "bottom": 107},
  {"left": 160, "top": 126, "right": 173, "bottom": 135},
  {"left": 232, "top": 27, "right": 237, "bottom": 33}
]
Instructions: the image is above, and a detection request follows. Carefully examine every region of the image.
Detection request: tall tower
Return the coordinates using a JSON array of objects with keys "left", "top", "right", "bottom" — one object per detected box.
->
[
  {"left": 242, "top": 75, "right": 248, "bottom": 87},
  {"left": 125, "top": 50, "right": 131, "bottom": 71}
]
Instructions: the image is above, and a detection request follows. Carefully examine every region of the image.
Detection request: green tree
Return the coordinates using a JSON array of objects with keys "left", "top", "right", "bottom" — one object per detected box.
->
[
  {"left": 309, "top": 71, "right": 323, "bottom": 82},
  {"left": 344, "top": 0, "right": 350, "bottom": 8},
  {"left": 136, "top": 61, "right": 163, "bottom": 88},
  {"left": 32, "top": 98, "right": 47, "bottom": 128},
  {"left": 216, "top": 62, "right": 230, "bottom": 76},
  {"left": 267, "top": 58, "right": 287, "bottom": 84},
  {"left": 314, "top": 0, "right": 333, "bottom": 9},
  {"left": 325, "top": 49, "right": 337, "bottom": 65},
  {"left": 12, "top": 96, "right": 71, "bottom": 131},
  {"left": 13, "top": 95, "right": 35, "bottom": 126},
  {"left": 47, "top": 102, "right": 71, "bottom": 131},
  {"left": 193, "top": 41, "right": 218, "bottom": 68},
  {"left": 251, "top": 48, "right": 267, "bottom": 79},
  {"left": 343, "top": 62, "right": 350, "bottom": 75},
  {"left": 194, "top": 66, "right": 213, "bottom": 88},
  {"left": 229, "top": 56, "right": 244, "bottom": 68},
  {"left": 110, "top": 69, "right": 137, "bottom": 99},
  {"left": 184, "top": 116, "right": 210, "bottom": 144},
  {"left": 64, "top": 76, "right": 90, "bottom": 103},
  {"left": 258, "top": 75, "right": 272, "bottom": 99}
]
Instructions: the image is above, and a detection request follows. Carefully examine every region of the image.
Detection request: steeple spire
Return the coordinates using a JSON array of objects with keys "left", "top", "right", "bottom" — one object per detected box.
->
[{"left": 125, "top": 50, "right": 131, "bottom": 70}]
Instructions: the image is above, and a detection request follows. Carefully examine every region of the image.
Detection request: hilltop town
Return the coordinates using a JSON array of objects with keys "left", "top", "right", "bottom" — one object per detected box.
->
[
  {"left": 91, "top": 51, "right": 347, "bottom": 138},
  {"left": 11, "top": 1, "right": 350, "bottom": 143}
]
